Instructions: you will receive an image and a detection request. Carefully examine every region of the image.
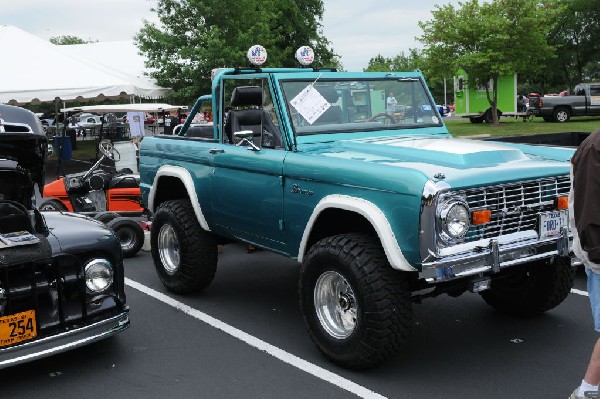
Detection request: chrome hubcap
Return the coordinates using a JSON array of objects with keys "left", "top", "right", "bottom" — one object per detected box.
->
[
  {"left": 117, "top": 228, "right": 135, "bottom": 250},
  {"left": 158, "top": 224, "right": 180, "bottom": 274},
  {"left": 314, "top": 271, "right": 357, "bottom": 339}
]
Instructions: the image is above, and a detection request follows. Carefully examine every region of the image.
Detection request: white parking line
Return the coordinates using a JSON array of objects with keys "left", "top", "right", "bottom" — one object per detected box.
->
[
  {"left": 125, "top": 278, "right": 387, "bottom": 399},
  {"left": 571, "top": 288, "right": 589, "bottom": 297}
]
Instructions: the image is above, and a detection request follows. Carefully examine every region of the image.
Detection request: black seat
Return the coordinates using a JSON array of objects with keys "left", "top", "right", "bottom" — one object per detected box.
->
[
  {"left": 313, "top": 85, "right": 344, "bottom": 125},
  {"left": 224, "top": 86, "right": 282, "bottom": 148},
  {"left": 186, "top": 125, "right": 214, "bottom": 139}
]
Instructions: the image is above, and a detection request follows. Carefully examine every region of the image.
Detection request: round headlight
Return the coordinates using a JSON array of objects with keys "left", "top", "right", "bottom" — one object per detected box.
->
[
  {"left": 84, "top": 259, "right": 114, "bottom": 293},
  {"left": 439, "top": 201, "right": 470, "bottom": 241}
]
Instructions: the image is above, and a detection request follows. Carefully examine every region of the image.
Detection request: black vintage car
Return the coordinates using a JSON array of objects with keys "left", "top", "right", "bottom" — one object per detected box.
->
[{"left": 0, "top": 103, "right": 129, "bottom": 367}]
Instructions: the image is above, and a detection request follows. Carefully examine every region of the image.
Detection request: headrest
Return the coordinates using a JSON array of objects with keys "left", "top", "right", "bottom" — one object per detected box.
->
[
  {"left": 230, "top": 86, "right": 264, "bottom": 107},
  {"left": 315, "top": 85, "right": 339, "bottom": 103}
]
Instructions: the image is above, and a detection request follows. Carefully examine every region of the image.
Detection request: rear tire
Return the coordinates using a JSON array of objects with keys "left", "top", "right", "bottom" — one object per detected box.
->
[
  {"left": 299, "top": 233, "right": 413, "bottom": 369},
  {"left": 106, "top": 217, "right": 144, "bottom": 258},
  {"left": 151, "top": 199, "right": 217, "bottom": 293},
  {"left": 480, "top": 257, "right": 575, "bottom": 316},
  {"left": 553, "top": 107, "right": 571, "bottom": 122},
  {"left": 95, "top": 211, "right": 121, "bottom": 224},
  {"left": 39, "top": 199, "right": 67, "bottom": 212}
]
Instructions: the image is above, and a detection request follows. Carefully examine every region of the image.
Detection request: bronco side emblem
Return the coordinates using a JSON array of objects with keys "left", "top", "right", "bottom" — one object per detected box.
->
[{"left": 291, "top": 184, "right": 314, "bottom": 196}]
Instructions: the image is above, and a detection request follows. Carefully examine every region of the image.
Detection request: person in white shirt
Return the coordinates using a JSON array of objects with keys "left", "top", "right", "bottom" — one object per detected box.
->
[
  {"left": 127, "top": 111, "right": 145, "bottom": 147},
  {"left": 386, "top": 92, "right": 398, "bottom": 113}
]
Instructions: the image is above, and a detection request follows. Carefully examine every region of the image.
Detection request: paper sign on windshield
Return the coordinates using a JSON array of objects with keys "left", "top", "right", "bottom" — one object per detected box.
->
[{"left": 290, "top": 85, "right": 331, "bottom": 125}]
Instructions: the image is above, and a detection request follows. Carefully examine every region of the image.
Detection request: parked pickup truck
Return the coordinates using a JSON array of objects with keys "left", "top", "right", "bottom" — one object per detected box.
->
[
  {"left": 139, "top": 46, "right": 577, "bottom": 369},
  {"left": 529, "top": 82, "right": 600, "bottom": 122}
]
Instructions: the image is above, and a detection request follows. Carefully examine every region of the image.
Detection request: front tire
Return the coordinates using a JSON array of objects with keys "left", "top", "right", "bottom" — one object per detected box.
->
[
  {"left": 480, "top": 257, "right": 575, "bottom": 316},
  {"left": 299, "top": 233, "right": 412, "bottom": 369},
  {"left": 151, "top": 199, "right": 217, "bottom": 293}
]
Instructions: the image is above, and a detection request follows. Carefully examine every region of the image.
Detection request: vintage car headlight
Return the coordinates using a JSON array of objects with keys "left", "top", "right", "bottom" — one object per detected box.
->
[
  {"left": 84, "top": 259, "right": 114, "bottom": 293},
  {"left": 438, "top": 199, "right": 470, "bottom": 242}
]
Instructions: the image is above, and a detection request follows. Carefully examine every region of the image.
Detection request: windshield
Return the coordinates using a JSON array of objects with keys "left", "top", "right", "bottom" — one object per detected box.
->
[{"left": 280, "top": 78, "right": 441, "bottom": 136}]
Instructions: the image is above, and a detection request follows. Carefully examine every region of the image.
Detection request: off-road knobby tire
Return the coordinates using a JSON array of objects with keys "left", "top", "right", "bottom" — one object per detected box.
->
[
  {"left": 151, "top": 199, "right": 217, "bottom": 293},
  {"left": 299, "top": 233, "right": 413, "bottom": 369},
  {"left": 553, "top": 107, "right": 571, "bottom": 123},
  {"left": 39, "top": 199, "right": 67, "bottom": 212},
  {"left": 106, "top": 217, "right": 144, "bottom": 258},
  {"left": 480, "top": 257, "right": 575, "bottom": 316}
]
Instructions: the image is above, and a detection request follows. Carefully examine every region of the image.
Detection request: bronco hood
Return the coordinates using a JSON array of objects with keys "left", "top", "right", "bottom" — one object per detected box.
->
[
  {"left": 293, "top": 134, "right": 573, "bottom": 191},
  {"left": 0, "top": 104, "right": 48, "bottom": 191}
]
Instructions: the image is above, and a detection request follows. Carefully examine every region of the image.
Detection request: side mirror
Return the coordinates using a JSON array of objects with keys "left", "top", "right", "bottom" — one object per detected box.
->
[
  {"left": 234, "top": 130, "right": 260, "bottom": 151},
  {"left": 234, "top": 130, "right": 254, "bottom": 140}
]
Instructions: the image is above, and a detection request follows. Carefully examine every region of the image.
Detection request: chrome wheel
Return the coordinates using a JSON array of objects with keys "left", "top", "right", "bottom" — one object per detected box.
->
[
  {"left": 158, "top": 223, "right": 180, "bottom": 274},
  {"left": 314, "top": 270, "right": 357, "bottom": 339},
  {"left": 116, "top": 228, "right": 135, "bottom": 251}
]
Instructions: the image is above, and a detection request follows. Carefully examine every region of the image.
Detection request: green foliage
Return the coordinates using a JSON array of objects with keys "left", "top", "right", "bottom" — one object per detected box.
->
[
  {"left": 446, "top": 116, "right": 600, "bottom": 137},
  {"left": 135, "top": 0, "right": 337, "bottom": 104},
  {"left": 362, "top": 50, "right": 451, "bottom": 104},
  {"left": 416, "top": 0, "right": 562, "bottom": 123},
  {"left": 517, "top": 0, "right": 600, "bottom": 94},
  {"left": 364, "top": 50, "right": 424, "bottom": 73},
  {"left": 49, "top": 35, "right": 97, "bottom": 45}
]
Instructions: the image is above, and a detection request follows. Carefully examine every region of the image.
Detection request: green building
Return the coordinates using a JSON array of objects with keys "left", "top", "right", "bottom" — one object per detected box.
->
[{"left": 454, "top": 69, "right": 517, "bottom": 119}]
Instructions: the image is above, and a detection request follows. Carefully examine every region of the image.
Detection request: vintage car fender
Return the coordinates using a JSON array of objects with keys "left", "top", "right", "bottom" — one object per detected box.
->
[
  {"left": 297, "top": 194, "right": 416, "bottom": 272},
  {"left": 146, "top": 165, "right": 210, "bottom": 231}
]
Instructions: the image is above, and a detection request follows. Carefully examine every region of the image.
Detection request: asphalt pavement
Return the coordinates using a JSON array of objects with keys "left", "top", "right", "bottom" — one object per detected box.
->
[{"left": 2, "top": 245, "right": 596, "bottom": 399}]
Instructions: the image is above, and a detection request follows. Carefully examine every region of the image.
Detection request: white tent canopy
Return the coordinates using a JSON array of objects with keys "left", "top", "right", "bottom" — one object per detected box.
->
[
  {"left": 0, "top": 25, "right": 171, "bottom": 104},
  {"left": 61, "top": 103, "right": 187, "bottom": 113},
  {"left": 61, "top": 40, "right": 150, "bottom": 80}
]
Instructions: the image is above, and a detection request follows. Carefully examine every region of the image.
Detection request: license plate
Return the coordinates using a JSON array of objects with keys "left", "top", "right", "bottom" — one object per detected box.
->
[
  {"left": 0, "top": 310, "right": 37, "bottom": 347},
  {"left": 538, "top": 210, "right": 568, "bottom": 239}
]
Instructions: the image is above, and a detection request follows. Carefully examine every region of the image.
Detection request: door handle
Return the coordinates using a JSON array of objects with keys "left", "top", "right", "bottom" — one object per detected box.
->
[{"left": 209, "top": 148, "right": 225, "bottom": 154}]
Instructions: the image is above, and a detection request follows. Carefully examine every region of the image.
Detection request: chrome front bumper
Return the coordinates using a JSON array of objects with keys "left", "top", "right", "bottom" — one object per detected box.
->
[
  {"left": 0, "top": 310, "right": 129, "bottom": 369},
  {"left": 420, "top": 227, "right": 572, "bottom": 281}
]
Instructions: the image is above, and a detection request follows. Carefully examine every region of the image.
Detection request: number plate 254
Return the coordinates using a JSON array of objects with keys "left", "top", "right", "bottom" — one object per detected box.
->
[{"left": 0, "top": 310, "right": 37, "bottom": 347}]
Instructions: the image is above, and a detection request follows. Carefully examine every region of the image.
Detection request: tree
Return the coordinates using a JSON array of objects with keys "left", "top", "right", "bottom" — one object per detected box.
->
[
  {"left": 548, "top": 0, "right": 600, "bottom": 88},
  {"left": 364, "top": 50, "right": 424, "bottom": 73},
  {"left": 135, "top": 0, "right": 338, "bottom": 104},
  {"left": 363, "top": 50, "right": 449, "bottom": 104},
  {"left": 49, "top": 35, "right": 96, "bottom": 45},
  {"left": 418, "top": 0, "right": 561, "bottom": 124}
]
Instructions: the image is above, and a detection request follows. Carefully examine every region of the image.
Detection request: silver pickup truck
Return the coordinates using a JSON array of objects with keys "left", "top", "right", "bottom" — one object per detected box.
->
[{"left": 529, "top": 82, "right": 600, "bottom": 122}]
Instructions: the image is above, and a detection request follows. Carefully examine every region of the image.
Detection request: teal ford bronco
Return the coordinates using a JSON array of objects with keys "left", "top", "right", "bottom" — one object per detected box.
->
[{"left": 139, "top": 46, "right": 576, "bottom": 369}]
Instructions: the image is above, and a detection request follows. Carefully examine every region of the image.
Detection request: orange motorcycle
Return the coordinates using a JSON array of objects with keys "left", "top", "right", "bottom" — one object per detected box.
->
[{"left": 41, "top": 140, "right": 146, "bottom": 257}]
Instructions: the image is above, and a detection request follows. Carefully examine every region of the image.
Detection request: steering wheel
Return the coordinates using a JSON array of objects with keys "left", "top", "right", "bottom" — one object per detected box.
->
[
  {"left": 99, "top": 140, "right": 114, "bottom": 159},
  {"left": 99, "top": 140, "right": 120, "bottom": 162},
  {"left": 367, "top": 112, "right": 397, "bottom": 124}
]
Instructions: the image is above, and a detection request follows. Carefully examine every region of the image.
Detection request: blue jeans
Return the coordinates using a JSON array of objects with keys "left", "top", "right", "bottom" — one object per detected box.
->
[{"left": 586, "top": 268, "right": 600, "bottom": 332}]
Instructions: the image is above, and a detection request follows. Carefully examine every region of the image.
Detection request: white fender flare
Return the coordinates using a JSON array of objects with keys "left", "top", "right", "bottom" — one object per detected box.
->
[
  {"left": 297, "top": 195, "right": 416, "bottom": 272},
  {"left": 147, "top": 165, "right": 210, "bottom": 231}
]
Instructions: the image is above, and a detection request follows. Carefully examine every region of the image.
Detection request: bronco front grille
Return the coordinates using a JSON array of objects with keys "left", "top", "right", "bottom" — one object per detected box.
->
[{"left": 459, "top": 176, "right": 570, "bottom": 242}]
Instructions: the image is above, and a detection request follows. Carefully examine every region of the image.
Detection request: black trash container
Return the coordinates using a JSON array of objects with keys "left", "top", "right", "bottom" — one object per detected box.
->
[{"left": 66, "top": 128, "right": 77, "bottom": 150}]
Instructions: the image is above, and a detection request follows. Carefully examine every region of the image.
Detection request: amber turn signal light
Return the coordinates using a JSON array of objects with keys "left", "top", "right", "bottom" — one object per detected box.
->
[
  {"left": 472, "top": 209, "right": 492, "bottom": 225},
  {"left": 555, "top": 196, "right": 568, "bottom": 210}
]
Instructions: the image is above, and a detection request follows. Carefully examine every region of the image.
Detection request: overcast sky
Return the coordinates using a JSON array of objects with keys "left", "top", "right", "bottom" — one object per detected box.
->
[{"left": 2, "top": 0, "right": 458, "bottom": 71}]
